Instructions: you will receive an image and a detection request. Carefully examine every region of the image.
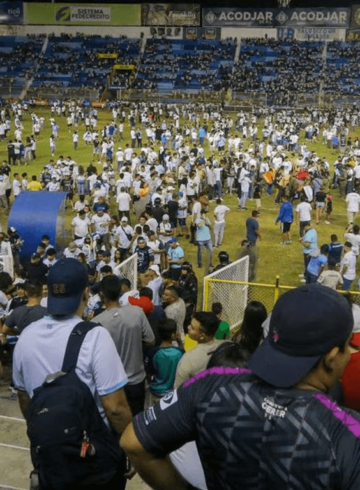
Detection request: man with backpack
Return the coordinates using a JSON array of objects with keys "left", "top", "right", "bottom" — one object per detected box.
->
[{"left": 12, "top": 258, "right": 132, "bottom": 490}]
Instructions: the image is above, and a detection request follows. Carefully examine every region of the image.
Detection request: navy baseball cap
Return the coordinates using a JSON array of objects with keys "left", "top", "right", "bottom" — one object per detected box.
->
[
  {"left": 248, "top": 285, "right": 353, "bottom": 388},
  {"left": 47, "top": 259, "right": 89, "bottom": 316}
]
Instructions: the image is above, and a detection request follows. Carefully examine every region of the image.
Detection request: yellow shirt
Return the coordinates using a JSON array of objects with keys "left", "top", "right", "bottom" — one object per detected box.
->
[{"left": 27, "top": 181, "right": 42, "bottom": 191}]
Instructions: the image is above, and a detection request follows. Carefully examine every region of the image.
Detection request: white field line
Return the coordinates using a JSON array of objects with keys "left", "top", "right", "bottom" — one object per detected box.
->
[
  {"left": 0, "top": 415, "right": 25, "bottom": 422},
  {"left": 0, "top": 485, "right": 27, "bottom": 490},
  {"left": 0, "top": 442, "right": 29, "bottom": 451}
]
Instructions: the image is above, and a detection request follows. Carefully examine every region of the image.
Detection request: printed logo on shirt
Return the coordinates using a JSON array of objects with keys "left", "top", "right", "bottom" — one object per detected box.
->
[
  {"left": 144, "top": 406, "right": 157, "bottom": 426},
  {"left": 160, "top": 390, "right": 178, "bottom": 411},
  {"left": 262, "top": 397, "right": 287, "bottom": 419}
]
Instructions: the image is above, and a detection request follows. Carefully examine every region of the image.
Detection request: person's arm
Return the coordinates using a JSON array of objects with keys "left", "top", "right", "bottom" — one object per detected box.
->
[
  {"left": 18, "top": 390, "right": 31, "bottom": 418},
  {"left": 141, "top": 312, "right": 155, "bottom": 347},
  {"left": 168, "top": 254, "right": 184, "bottom": 265},
  {"left": 101, "top": 388, "right": 132, "bottom": 436},
  {"left": 121, "top": 424, "right": 188, "bottom": 490},
  {"left": 174, "top": 355, "right": 192, "bottom": 389}
]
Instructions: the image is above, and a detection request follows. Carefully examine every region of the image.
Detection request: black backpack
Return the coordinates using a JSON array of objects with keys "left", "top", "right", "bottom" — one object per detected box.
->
[{"left": 26, "top": 321, "right": 125, "bottom": 490}]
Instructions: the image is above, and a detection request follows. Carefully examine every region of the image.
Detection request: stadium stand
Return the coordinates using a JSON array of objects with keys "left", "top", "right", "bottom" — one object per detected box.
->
[{"left": 3, "top": 34, "right": 360, "bottom": 102}]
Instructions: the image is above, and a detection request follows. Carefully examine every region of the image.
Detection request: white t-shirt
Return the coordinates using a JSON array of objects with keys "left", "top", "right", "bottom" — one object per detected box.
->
[
  {"left": 341, "top": 250, "right": 357, "bottom": 280},
  {"left": 72, "top": 216, "right": 90, "bottom": 238},
  {"left": 13, "top": 315, "right": 128, "bottom": 424},
  {"left": 191, "top": 201, "right": 202, "bottom": 222},
  {"left": 116, "top": 192, "right": 131, "bottom": 211},
  {"left": 214, "top": 204, "right": 230, "bottom": 224},
  {"left": 91, "top": 213, "right": 110, "bottom": 235},
  {"left": 344, "top": 233, "right": 360, "bottom": 256},
  {"left": 296, "top": 202, "right": 312, "bottom": 222},
  {"left": 346, "top": 193, "right": 360, "bottom": 212}
]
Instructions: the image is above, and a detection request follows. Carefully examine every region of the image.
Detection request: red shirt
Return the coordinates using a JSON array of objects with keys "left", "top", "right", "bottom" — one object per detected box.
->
[{"left": 341, "top": 351, "right": 360, "bottom": 412}]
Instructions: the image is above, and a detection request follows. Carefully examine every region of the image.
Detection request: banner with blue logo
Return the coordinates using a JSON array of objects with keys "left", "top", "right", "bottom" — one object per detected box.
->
[
  {"left": 0, "top": 2, "right": 23, "bottom": 24},
  {"left": 202, "top": 8, "right": 350, "bottom": 28}
]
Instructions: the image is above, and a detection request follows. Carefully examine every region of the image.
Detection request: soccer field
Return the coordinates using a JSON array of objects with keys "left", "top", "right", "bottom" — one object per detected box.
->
[{"left": 0, "top": 105, "right": 352, "bottom": 296}]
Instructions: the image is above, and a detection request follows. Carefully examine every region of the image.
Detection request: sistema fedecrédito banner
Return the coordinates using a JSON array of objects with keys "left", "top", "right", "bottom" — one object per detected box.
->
[{"left": 25, "top": 3, "right": 141, "bottom": 26}]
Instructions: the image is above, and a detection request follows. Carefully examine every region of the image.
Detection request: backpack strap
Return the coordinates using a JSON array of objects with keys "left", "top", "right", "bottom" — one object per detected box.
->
[{"left": 61, "top": 321, "right": 98, "bottom": 373}]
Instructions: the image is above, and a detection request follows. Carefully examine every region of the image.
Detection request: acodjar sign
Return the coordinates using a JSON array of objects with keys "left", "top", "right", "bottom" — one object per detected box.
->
[{"left": 202, "top": 8, "right": 350, "bottom": 27}]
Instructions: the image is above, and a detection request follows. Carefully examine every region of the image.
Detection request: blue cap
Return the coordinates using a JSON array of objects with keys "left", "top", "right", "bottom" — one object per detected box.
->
[
  {"left": 47, "top": 259, "right": 88, "bottom": 316},
  {"left": 248, "top": 285, "right": 353, "bottom": 388}
]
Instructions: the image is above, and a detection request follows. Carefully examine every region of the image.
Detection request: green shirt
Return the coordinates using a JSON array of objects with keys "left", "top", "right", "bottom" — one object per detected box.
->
[{"left": 215, "top": 320, "right": 230, "bottom": 340}]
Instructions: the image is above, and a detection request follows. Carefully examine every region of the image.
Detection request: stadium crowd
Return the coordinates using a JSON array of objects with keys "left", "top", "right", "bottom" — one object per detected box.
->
[
  {"left": 5, "top": 34, "right": 360, "bottom": 97},
  {"left": 1, "top": 98, "right": 360, "bottom": 489}
]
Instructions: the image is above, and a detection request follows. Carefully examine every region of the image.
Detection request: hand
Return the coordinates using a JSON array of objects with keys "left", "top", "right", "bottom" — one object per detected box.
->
[{"left": 124, "top": 460, "right": 136, "bottom": 480}]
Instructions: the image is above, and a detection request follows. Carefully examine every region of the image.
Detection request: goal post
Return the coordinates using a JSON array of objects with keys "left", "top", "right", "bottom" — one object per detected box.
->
[
  {"left": 113, "top": 253, "right": 138, "bottom": 289},
  {"left": 203, "top": 256, "right": 249, "bottom": 330}
]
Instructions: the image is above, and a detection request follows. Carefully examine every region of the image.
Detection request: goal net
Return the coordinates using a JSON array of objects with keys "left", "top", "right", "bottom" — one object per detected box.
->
[
  {"left": 113, "top": 253, "right": 138, "bottom": 290},
  {"left": 203, "top": 255, "right": 249, "bottom": 330}
]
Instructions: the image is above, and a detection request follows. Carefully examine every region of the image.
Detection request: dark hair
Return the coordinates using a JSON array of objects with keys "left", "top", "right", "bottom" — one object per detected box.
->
[
  {"left": 99, "top": 275, "right": 121, "bottom": 302},
  {"left": 158, "top": 318, "right": 177, "bottom": 341},
  {"left": 193, "top": 311, "right": 220, "bottom": 337},
  {"left": 328, "top": 257, "right": 337, "bottom": 268},
  {"left": 25, "top": 281, "right": 43, "bottom": 298},
  {"left": 139, "top": 287, "right": 153, "bottom": 300},
  {"left": 218, "top": 251, "right": 229, "bottom": 263},
  {"left": 354, "top": 225, "right": 360, "bottom": 235},
  {"left": 165, "top": 285, "right": 181, "bottom": 298},
  {"left": 320, "top": 244, "right": 329, "bottom": 254},
  {"left": 207, "top": 341, "right": 251, "bottom": 369},
  {"left": 211, "top": 302, "right": 223, "bottom": 316},
  {"left": 100, "top": 265, "right": 112, "bottom": 274},
  {"left": 119, "top": 278, "right": 131, "bottom": 289},
  {"left": 330, "top": 234, "right": 337, "bottom": 241},
  {"left": 0, "top": 272, "right": 12, "bottom": 292},
  {"left": 232, "top": 301, "right": 267, "bottom": 353},
  {"left": 46, "top": 248, "right": 56, "bottom": 256}
]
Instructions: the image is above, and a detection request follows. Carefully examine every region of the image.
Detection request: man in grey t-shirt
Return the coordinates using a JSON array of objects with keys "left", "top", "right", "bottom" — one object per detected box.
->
[{"left": 95, "top": 275, "right": 155, "bottom": 415}]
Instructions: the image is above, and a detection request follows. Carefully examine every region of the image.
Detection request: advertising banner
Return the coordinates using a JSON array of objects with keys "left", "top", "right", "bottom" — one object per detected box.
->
[
  {"left": 203, "top": 8, "right": 350, "bottom": 28},
  {"left": 25, "top": 3, "right": 141, "bottom": 26},
  {"left": 183, "top": 27, "right": 221, "bottom": 40},
  {"left": 142, "top": 4, "right": 200, "bottom": 26},
  {"left": 113, "top": 64, "right": 135, "bottom": 70},
  {"left": 0, "top": 2, "right": 23, "bottom": 24},
  {"left": 351, "top": 5, "right": 360, "bottom": 29},
  {"left": 97, "top": 53, "right": 118, "bottom": 59},
  {"left": 347, "top": 30, "right": 360, "bottom": 40},
  {"left": 278, "top": 27, "right": 345, "bottom": 41}
]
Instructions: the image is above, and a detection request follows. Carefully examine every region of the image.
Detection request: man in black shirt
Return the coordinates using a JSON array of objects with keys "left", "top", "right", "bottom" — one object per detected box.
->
[
  {"left": 24, "top": 253, "right": 48, "bottom": 284},
  {"left": 121, "top": 285, "right": 360, "bottom": 490},
  {"left": 7, "top": 140, "right": 15, "bottom": 166}
]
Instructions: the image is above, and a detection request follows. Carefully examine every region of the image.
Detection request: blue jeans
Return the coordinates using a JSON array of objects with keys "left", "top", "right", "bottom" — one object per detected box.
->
[
  {"left": 197, "top": 239, "right": 213, "bottom": 268},
  {"left": 215, "top": 181, "right": 222, "bottom": 198},
  {"left": 305, "top": 271, "right": 318, "bottom": 284},
  {"left": 342, "top": 278, "right": 353, "bottom": 291}
]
